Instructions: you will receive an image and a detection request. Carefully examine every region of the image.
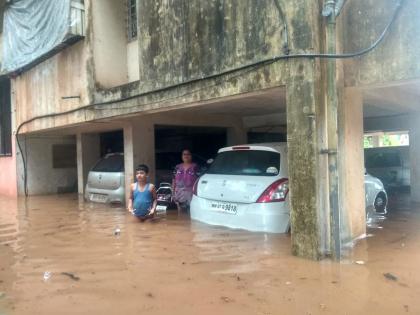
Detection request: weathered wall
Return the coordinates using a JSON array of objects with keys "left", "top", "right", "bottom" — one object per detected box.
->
[
  {"left": 343, "top": 0, "right": 420, "bottom": 87},
  {"left": 92, "top": 0, "right": 128, "bottom": 88},
  {"left": 285, "top": 1, "right": 328, "bottom": 259},
  {"left": 137, "top": 0, "right": 288, "bottom": 92},
  {"left": 13, "top": 41, "right": 90, "bottom": 133},
  {"left": 16, "top": 135, "right": 78, "bottom": 195}
]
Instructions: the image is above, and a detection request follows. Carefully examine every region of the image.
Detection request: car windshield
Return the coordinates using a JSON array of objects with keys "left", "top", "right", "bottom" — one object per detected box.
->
[
  {"left": 207, "top": 150, "right": 280, "bottom": 176},
  {"left": 92, "top": 155, "right": 124, "bottom": 172}
]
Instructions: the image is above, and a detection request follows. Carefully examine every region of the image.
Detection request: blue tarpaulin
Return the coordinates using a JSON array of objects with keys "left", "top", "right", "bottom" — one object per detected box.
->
[{"left": 1, "top": 0, "right": 83, "bottom": 75}]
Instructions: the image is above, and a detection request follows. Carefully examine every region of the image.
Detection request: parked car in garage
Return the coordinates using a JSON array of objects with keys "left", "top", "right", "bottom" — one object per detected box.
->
[
  {"left": 85, "top": 153, "right": 125, "bottom": 204},
  {"left": 365, "top": 171, "right": 388, "bottom": 218},
  {"left": 365, "top": 146, "right": 410, "bottom": 192},
  {"left": 190, "top": 144, "right": 290, "bottom": 233},
  {"left": 190, "top": 144, "right": 387, "bottom": 233}
]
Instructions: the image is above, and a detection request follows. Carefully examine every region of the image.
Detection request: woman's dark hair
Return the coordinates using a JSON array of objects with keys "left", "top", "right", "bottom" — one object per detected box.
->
[{"left": 136, "top": 164, "right": 149, "bottom": 174}]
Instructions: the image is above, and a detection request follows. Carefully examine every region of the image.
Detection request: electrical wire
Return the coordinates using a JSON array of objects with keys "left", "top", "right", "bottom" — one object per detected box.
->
[{"left": 16, "top": 0, "right": 405, "bottom": 196}]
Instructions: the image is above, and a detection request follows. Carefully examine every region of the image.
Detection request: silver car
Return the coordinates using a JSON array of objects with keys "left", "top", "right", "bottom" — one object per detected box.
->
[
  {"left": 365, "top": 172, "right": 388, "bottom": 219},
  {"left": 84, "top": 153, "right": 125, "bottom": 204}
]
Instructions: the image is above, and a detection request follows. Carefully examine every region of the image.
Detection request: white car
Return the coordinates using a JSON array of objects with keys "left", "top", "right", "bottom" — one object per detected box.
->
[
  {"left": 191, "top": 144, "right": 388, "bottom": 233},
  {"left": 190, "top": 144, "right": 290, "bottom": 233}
]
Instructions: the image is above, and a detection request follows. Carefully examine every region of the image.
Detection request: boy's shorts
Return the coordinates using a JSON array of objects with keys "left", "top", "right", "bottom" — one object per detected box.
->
[{"left": 133, "top": 209, "right": 149, "bottom": 217}]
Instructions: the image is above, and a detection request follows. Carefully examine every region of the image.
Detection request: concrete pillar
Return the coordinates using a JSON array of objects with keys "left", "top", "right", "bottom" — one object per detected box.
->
[
  {"left": 338, "top": 88, "right": 366, "bottom": 244},
  {"left": 77, "top": 133, "right": 83, "bottom": 195},
  {"left": 124, "top": 119, "right": 155, "bottom": 203},
  {"left": 123, "top": 125, "right": 135, "bottom": 204},
  {"left": 410, "top": 114, "right": 420, "bottom": 203},
  {"left": 227, "top": 123, "right": 247, "bottom": 146},
  {"left": 76, "top": 133, "right": 100, "bottom": 195},
  {"left": 286, "top": 60, "right": 327, "bottom": 260}
]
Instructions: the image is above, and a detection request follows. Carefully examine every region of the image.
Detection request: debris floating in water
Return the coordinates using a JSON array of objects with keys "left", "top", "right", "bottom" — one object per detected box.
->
[
  {"left": 43, "top": 271, "right": 52, "bottom": 282},
  {"left": 355, "top": 260, "right": 365, "bottom": 265},
  {"left": 61, "top": 272, "right": 80, "bottom": 281},
  {"left": 383, "top": 272, "right": 398, "bottom": 281}
]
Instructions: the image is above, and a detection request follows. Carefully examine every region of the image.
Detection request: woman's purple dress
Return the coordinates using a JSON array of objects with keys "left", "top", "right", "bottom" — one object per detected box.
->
[{"left": 173, "top": 163, "right": 199, "bottom": 205}]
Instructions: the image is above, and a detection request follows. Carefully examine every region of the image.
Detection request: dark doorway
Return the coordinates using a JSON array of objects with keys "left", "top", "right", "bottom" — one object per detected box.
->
[
  {"left": 154, "top": 125, "right": 227, "bottom": 185},
  {"left": 100, "top": 130, "right": 123, "bottom": 157}
]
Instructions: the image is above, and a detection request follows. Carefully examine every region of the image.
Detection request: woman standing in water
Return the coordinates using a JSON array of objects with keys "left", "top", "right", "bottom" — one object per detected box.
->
[{"left": 172, "top": 149, "right": 199, "bottom": 212}]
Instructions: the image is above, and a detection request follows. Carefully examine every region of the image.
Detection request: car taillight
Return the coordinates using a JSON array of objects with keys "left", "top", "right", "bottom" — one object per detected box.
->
[
  {"left": 256, "top": 178, "right": 289, "bottom": 203},
  {"left": 192, "top": 178, "right": 199, "bottom": 196}
]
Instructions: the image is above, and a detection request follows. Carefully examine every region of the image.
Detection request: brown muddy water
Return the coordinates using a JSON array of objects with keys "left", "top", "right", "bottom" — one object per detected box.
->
[{"left": 0, "top": 194, "right": 419, "bottom": 315}]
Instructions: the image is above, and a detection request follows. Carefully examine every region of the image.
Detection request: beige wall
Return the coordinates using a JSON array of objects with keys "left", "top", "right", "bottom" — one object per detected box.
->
[
  {"left": 338, "top": 88, "right": 366, "bottom": 242},
  {"left": 92, "top": 0, "right": 128, "bottom": 88}
]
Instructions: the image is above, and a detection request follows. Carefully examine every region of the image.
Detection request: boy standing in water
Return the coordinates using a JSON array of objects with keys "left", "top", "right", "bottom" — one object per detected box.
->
[{"left": 127, "top": 164, "right": 157, "bottom": 221}]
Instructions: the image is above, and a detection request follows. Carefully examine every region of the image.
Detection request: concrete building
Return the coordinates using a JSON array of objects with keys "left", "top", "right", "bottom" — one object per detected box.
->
[{"left": 0, "top": 0, "right": 419, "bottom": 260}]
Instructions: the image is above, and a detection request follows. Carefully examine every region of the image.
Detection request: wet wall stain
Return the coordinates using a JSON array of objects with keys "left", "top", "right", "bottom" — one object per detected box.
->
[{"left": 138, "top": 0, "right": 287, "bottom": 90}]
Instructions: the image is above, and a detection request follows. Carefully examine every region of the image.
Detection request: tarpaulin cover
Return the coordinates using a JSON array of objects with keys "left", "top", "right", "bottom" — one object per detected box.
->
[{"left": 1, "top": 0, "right": 76, "bottom": 74}]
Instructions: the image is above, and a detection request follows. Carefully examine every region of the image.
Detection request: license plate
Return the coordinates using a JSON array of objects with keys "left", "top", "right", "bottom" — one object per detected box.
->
[
  {"left": 210, "top": 201, "right": 238, "bottom": 215},
  {"left": 156, "top": 205, "right": 167, "bottom": 212},
  {"left": 90, "top": 193, "right": 107, "bottom": 203}
]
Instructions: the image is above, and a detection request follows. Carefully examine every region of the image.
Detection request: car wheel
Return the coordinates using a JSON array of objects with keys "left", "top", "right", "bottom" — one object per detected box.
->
[{"left": 374, "top": 192, "right": 387, "bottom": 213}]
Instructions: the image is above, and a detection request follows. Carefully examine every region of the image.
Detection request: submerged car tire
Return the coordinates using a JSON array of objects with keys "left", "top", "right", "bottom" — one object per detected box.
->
[{"left": 374, "top": 192, "right": 387, "bottom": 213}]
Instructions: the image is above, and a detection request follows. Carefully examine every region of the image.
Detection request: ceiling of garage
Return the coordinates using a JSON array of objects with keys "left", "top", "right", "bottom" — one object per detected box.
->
[
  {"left": 363, "top": 80, "right": 420, "bottom": 118},
  {"left": 173, "top": 87, "right": 286, "bottom": 117}
]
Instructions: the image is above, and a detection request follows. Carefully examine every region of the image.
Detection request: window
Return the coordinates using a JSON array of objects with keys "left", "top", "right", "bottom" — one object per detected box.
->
[
  {"left": 207, "top": 150, "right": 280, "bottom": 176},
  {"left": 92, "top": 154, "right": 124, "bottom": 172},
  {"left": 364, "top": 131, "right": 409, "bottom": 148},
  {"left": 127, "top": 0, "right": 137, "bottom": 41},
  {"left": 0, "top": 78, "right": 12, "bottom": 156}
]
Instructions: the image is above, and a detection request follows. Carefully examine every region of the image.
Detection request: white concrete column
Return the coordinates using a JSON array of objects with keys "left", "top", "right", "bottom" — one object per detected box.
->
[
  {"left": 124, "top": 125, "right": 135, "bottom": 204},
  {"left": 338, "top": 87, "right": 366, "bottom": 243},
  {"left": 77, "top": 133, "right": 100, "bottom": 196},
  {"left": 77, "top": 133, "right": 84, "bottom": 195},
  {"left": 410, "top": 114, "right": 420, "bottom": 203},
  {"left": 123, "top": 119, "right": 155, "bottom": 204},
  {"left": 227, "top": 122, "right": 247, "bottom": 145}
]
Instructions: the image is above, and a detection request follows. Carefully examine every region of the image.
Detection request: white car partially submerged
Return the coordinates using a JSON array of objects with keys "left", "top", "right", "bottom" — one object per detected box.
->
[
  {"left": 191, "top": 143, "right": 388, "bottom": 234},
  {"left": 190, "top": 144, "right": 290, "bottom": 233}
]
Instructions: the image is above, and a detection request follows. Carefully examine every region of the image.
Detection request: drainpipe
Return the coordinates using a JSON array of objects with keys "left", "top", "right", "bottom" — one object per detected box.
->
[{"left": 322, "top": 0, "right": 341, "bottom": 260}]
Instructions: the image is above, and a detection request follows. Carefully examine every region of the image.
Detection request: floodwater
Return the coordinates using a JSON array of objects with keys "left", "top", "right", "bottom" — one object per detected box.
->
[{"left": 0, "top": 194, "right": 419, "bottom": 315}]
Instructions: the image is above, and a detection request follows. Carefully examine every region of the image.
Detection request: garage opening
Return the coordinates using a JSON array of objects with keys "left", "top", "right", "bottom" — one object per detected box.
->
[
  {"left": 154, "top": 125, "right": 227, "bottom": 185},
  {"left": 363, "top": 80, "right": 420, "bottom": 210},
  {"left": 100, "top": 129, "right": 124, "bottom": 156}
]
